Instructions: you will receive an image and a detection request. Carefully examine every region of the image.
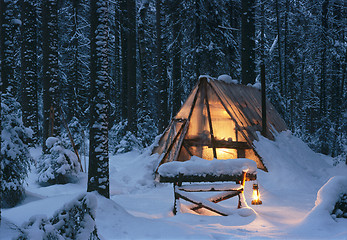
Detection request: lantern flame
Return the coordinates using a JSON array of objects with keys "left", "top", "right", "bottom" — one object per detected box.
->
[
  {"left": 252, "top": 189, "right": 259, "bottom": 201},
  {"left": 251, "top": 183, "right": 262, "bottom": 205}
]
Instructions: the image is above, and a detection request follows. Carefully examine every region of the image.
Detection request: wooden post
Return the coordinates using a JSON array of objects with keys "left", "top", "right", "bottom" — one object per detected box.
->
[
  {"left": 238, "top": 171, "right": 247, "bottom": 208},
  {"left": 173, "top": 183, "right": 179, "bottom": 215}
]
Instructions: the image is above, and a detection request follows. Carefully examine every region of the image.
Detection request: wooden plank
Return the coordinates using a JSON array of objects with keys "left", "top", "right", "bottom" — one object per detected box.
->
[{"left": 178, "top": 183, "right": 242, "bottom": 192}]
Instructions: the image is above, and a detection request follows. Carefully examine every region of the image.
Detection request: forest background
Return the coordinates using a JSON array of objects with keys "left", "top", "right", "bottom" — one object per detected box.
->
[{"left": 1, "top": 0, "right": 346, "bottom": 166}]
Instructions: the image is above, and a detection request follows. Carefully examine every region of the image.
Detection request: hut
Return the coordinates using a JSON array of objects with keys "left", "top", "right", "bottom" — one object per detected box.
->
[{"left": 152, "top": 76, "right": 287, "bottom": 172}]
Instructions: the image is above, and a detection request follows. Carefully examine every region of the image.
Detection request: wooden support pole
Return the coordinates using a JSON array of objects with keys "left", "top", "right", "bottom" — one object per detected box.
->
[
  {"left": 173, "top": 183, "right": 179, "bottom": 215},
  {"left": 203, "top": 79, "right": 217, "bottom": 159},
  {"left": 238, "top": 171, "right": 247, "bottom": 208}
]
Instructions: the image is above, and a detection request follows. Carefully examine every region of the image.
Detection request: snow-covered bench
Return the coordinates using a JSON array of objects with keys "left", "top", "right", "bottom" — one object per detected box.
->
[{"left": 157, "top": 157, "right": 257, "bottom": 216}]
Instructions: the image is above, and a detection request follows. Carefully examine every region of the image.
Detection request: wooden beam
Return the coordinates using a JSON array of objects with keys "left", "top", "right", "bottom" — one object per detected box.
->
[
  {"left": 203, "top": 79, "right": 217, "bottom": 159},
  {"left": 175, "top": 189, "right": 229, "bottom": 216},
  {"left": 184, "top": 138, "right": 251, "bottom": 149},
  {"left": 155, "top": 120, "right": 187, "bottom": 172},
  {"left": 191, "top": 191, "right": 241, "bottom": 211},
  {"left": 171, "top": 120, "right": 190, "bottom": 163}
]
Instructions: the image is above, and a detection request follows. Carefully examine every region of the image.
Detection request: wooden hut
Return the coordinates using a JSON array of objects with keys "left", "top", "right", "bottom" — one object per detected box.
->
[{"left": 152, "top": 76, "right": 287, "bottom": 171}]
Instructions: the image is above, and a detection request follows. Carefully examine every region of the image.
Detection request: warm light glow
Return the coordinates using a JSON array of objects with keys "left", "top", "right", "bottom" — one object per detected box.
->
[{"left": 216, "top": 148, "right": 237, "bottom": 159}]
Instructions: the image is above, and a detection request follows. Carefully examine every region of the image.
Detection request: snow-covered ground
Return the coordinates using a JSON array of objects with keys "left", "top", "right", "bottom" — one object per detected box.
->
[{"left": 1, "top": 131, "right": 347, "bottom": 239}]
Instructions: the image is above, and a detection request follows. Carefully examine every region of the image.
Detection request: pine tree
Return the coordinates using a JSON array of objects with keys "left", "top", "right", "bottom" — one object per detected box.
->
[
  {"left": 42, "top": 0, "right": 60, "bottom": 149},
  {"left": 59, "top": 0, "right": 90, "bottom": 125},
  {"left": 21, "top": 0, "right": 38, "bottom": 144},
  {"left": 87, "top": 0, "right": 110, "bottom": 198}
]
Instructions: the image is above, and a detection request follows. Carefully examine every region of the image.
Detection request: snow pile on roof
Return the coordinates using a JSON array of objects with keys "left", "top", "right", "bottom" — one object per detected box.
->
[
  {"left": 158, "top": 157, "right": 257, "bottom": 177},
  {"left": 217, "top": 74, "right": 238, "bottom": 84}
]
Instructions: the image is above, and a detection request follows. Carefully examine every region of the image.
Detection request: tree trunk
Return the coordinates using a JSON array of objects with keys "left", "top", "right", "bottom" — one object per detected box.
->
[
  {"left": 21, "top": 0, "right": 38, "bottom": 144},
  {"left": 241, "top": 0, "right": 256, "bottom": 85},
  {"left": 42, "top": 0, "right": 60, "bottom": 149},
  {"left": 283, "top": 0, "right": 289, "bottom": 98},
  {"left": 126, "top": 0, "right": 137, "bottom": 134},
  {"left": 138, "top": 1, "right": 150, "bottom": 120},
  {"left": 194, "top": 0, "right": 201, "bottom": 79},
  {"left": 275, "top": 0, "right": 283, "bottom": 95},
  {"left": 171, "top": 0, "right": 182, "bottom": 116},
  {"left": 120, "top": 0, "right": 128, "bottom": 121},
  {"left": 319, "top": 0, "right": 329, "bottom": 154},
  {"left": 87, "top": 0, "right": 110, "bottom": 198},
  {"left": 228, "top": 0, "right": 240, "bottom": 79},
  {"left": 156, "top": 0, "right": 168, "bottom": 132}
]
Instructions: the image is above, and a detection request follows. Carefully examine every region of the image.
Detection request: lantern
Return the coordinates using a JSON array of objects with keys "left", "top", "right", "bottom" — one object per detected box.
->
[{"left": 251, "top": 183, "right": 262, "bottom": 205}]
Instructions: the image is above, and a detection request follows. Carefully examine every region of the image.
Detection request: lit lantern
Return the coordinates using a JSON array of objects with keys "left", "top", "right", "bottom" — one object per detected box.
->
[{"left": 251, "top": 183, "right": 262, "bottom": 205}]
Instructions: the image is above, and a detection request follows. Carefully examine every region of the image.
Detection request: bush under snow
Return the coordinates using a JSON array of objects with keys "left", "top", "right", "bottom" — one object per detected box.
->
[
  {"left": 1, "top": 93, "right": 33, "bottom": 207},
  {"left": 17, "top": 193, "right": 100, "bottom": 240},
  {"left": 37, "top": 137, "right": 80, "bottom": 185}
]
